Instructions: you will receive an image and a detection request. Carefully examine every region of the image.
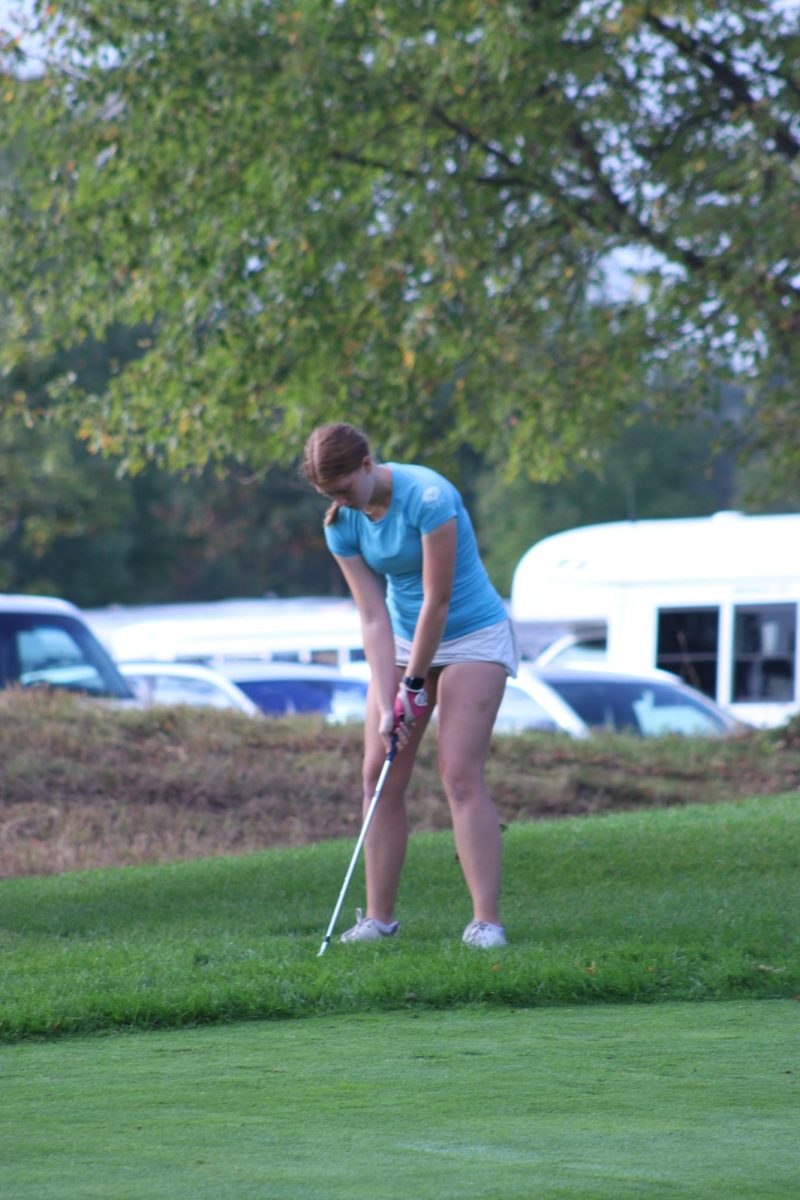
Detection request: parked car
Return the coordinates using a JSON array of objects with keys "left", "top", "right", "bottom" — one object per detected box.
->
[
  {"left": 533, "top": 631, "right": 608, "bottom": 668},
  {"left": 491, "top": 679, "right": 566, "bottom": 734},
  {"left": 118, "top": 660, "right": 369, "bottom": 724},
  {"left": 346, "top": 660, "right": 739, "bottom": 737},
  {"left": 0, "top": 594, "right": 135, "bottom": 701},
  {"left": 139, "top": 652, "right": 732, "bottom": 739},
  {"left": 118, "top": 661, "right": 261, "bottom": 716},
  {"left": 513, "top": 664, "right": 744, "bottom": 738}
]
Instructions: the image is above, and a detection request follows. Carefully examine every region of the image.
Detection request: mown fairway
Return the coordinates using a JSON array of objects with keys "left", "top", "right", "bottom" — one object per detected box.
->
[
  {"left": 1, "top": 789, "right": 797, "bottom": 1197},
  {"left": 1, "top": 1002, "right": 797, "bottom": 1199}
]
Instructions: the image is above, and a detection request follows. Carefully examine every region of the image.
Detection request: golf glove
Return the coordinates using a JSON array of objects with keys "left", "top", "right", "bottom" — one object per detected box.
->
[{"left": 393, "top": 677, "right": 428, "bottom": 729}]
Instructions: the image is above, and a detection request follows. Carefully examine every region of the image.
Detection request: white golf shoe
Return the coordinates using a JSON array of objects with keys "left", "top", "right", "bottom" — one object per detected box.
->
[
  {"left": 340, "top": 908, "right": 399, "bottom": 943},
  {"left": 462, "top": 920, "right": 507, "bottom": 949}
]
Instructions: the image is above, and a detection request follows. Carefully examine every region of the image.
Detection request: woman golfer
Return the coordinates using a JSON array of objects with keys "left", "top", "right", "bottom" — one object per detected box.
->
[{"left": 303, "top": 423, "right": 517, "bottom": 949}]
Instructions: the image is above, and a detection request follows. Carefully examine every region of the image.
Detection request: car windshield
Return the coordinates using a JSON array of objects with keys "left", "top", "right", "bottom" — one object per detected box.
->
[
  {"left": 0, "top": 614, "right": 133, "bottom": 699},
  {"left": 494, "top": 685, "right": 559, "bottom": 734},
  {"left": 123, "top": 671, "right": 243, "bottom": 710},
  {"left": 233, "top": 677, "right": 367, "bottom": 721},
  {"left": 547, "top": 678, "right": 728, "bottom": 736}
]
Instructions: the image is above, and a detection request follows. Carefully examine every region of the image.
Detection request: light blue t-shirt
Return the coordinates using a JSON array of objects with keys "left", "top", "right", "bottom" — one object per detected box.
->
[{"left": 324, "top": 463, "right": 506, "bottom": 641}]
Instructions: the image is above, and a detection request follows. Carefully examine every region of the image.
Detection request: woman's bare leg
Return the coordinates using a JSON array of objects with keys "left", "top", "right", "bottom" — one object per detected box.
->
[
  {"left": 435, "top": 662, "right": 506, "bottom": 924},
  {"left": 360, "top": 669, "right": 435, "bottom": 924}
]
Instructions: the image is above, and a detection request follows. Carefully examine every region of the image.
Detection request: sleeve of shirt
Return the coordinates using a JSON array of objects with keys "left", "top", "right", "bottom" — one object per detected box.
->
[
  {"left": 324, "top": 515, "right": 361, "bottom": 557},
  {"left": 408, "top": 472, "right": 459, "bottom": 536}
]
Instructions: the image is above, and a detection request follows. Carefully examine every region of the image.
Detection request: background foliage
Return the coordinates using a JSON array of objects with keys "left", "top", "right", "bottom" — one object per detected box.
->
[
  {"left": 0, "top": 402, "right": 775, "bottom": 604},
  {"left": 1, "top": 0, "right": 798, "bottom": 484}
]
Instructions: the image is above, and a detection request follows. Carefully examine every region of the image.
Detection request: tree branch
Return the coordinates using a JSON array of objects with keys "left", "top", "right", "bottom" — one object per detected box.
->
[
  {"left": 329, "top": 147, "right": 422, "bottom": 181},
  {"left": 647, "top": 13, "right": 800, "bottom": 161},
  {"left": 566, "top": 122, "right": 707, "bottom": 273}
]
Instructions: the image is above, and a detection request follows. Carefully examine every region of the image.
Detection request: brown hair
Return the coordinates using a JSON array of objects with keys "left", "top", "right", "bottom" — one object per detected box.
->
[{"left": 303, "top": 423, "right": 372, "bottom": 525}]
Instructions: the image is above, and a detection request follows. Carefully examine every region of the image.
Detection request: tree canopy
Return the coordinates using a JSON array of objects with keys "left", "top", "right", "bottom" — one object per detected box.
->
[{"left": 1, "top": 1, "right": 798, "bottom": 481}]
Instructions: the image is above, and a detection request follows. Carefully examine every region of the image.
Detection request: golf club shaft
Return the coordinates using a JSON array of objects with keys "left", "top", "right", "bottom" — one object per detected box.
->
[{"left": 317, "top": 736, "right": 398, "bottom": 957}]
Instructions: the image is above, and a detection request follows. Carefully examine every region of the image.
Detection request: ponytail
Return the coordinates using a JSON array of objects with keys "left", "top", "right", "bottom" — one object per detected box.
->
[{"left": 303, "top": 424, "right": 373, "bottom": 526}]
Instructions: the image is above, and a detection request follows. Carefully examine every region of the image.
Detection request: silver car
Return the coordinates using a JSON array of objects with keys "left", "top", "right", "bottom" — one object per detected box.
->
[
  {"left": 119, "top": 660, "right": 368, "bottom": 724},
  {"left": 505, "top": 664, "right": 744, "bottom": 738}
]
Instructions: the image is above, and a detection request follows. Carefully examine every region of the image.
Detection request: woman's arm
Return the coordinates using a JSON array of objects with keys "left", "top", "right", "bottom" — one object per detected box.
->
[
  {"left": 333, "top": 553, "right": 397, "bottom": 718},
  {"left": 405, "top": 518, "right": 457, "bottom": 678}
]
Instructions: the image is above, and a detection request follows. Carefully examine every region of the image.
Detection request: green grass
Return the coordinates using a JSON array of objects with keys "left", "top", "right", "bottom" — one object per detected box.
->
[
  {"left": 1, "top": 795, "right": 797, "bottom": 1198},
  {"left": 1, "top": 795, "right": 797, "bottom": 1040},
  {"left": 1, "top": 1002, "right": 797, "bottom": 1199}
]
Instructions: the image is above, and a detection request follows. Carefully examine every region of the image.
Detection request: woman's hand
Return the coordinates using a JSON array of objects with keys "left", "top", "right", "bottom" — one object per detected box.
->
[
  {"left": 382, "top": 680, "right": 428, "bottom": 753},
  {"left": 379, "top": 707, "right": 411, "bottom": 753},
  {"left": 393, "top": 679, "right": 428, "bottom": 728}
]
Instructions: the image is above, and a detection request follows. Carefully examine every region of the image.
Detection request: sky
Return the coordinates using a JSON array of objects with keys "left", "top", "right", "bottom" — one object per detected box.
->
[
  {"left": 0, "top": 1, "right": 44, "bottom": 73},
  {"left": 0, "top": 2, "right": 30, "bottom": 38}
]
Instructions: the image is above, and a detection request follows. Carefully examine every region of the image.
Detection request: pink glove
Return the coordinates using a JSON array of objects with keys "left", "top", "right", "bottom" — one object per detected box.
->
[{"left": 393, "top": 678, "right": 428, "bottom": 730}]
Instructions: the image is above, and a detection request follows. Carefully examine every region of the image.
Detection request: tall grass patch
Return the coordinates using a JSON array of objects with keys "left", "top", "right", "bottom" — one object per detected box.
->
[
  {"left": 2, "top": 690, "right": 799, "bottom": 878},
  {"left": 1, "top": 794, "right": 797, "bottom": 1040}
]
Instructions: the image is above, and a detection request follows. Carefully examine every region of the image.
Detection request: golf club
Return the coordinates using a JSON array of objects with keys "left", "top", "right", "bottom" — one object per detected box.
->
[{"left": 316, "top": 733, "right": 398, "bottom": 957}]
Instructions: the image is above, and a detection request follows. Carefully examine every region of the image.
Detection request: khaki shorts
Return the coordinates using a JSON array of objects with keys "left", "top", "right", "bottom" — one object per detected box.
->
[{"left": 395, "top": 617, "right": 519, "bottom": 678}]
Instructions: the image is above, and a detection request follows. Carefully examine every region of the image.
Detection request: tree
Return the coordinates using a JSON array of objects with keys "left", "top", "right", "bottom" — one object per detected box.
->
[
  {"left": 0, "top": 416, "right": 343, "bottom": 605},
  {"left": 0, "top": 327, "right": 338, "bottom": 604},
  {"left": 1, "top": 1, "right": 797, "bottom": 483},
  {"left": 472, "top": 411, "right": 739, "bottom": 594}
]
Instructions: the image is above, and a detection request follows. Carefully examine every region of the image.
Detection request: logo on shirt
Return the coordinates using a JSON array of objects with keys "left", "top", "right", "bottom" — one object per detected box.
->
[{"left": 421, "top": 486, "right": 442, "bottom": 504}]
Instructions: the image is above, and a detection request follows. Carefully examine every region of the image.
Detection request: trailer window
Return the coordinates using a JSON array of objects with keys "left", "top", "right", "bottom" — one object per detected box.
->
[
  {"left": 732, "top": 605, "right": 796, "bottom": 703},
  {"left": 656, "top": 608, "right": 719, "bottom": 698}
]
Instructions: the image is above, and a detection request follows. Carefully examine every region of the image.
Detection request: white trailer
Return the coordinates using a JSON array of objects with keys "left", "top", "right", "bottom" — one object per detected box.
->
[
  {"left": 84, "top": 597, "right": 365, "bottom": 670},
  {"left": 510, "top": 511, "right": 800, "bottom": 728}
]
